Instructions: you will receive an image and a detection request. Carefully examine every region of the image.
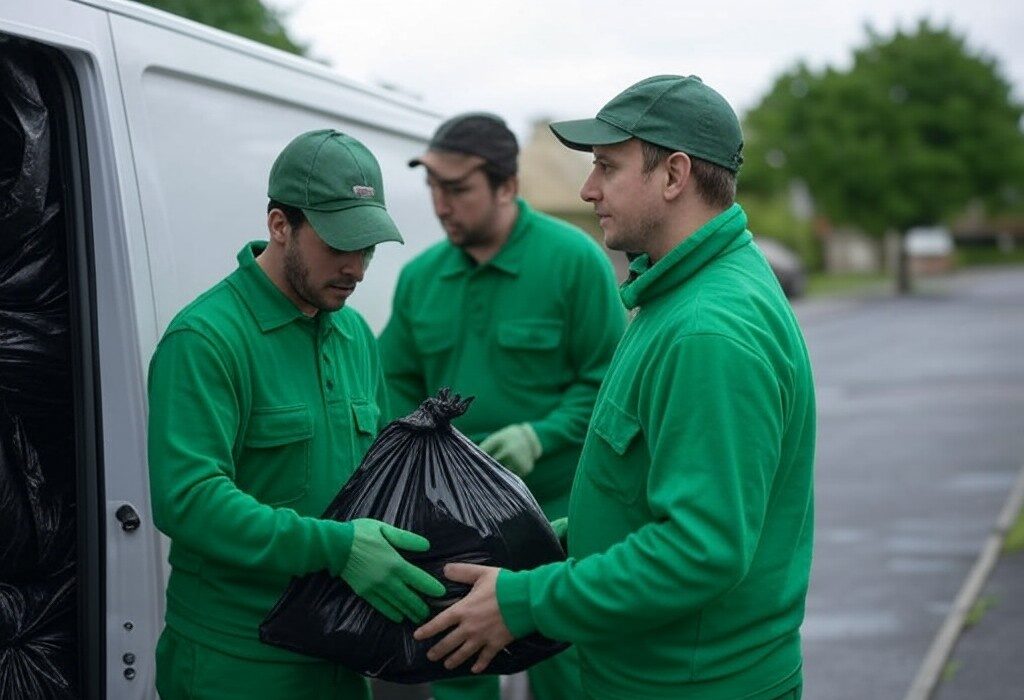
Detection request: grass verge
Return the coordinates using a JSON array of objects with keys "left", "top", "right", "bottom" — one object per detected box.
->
[
  {"left": 1003, "top": 509, "right": 1024, "bottom": 553},
  {"left": 955, "top": 248, "right": 1024, "bottom": 267},
  {"left": 806, "top": 272, "right": 890, "bottom": 298},
  {"left": 964, "top": 595, "right": 998, "bottom": 628}
]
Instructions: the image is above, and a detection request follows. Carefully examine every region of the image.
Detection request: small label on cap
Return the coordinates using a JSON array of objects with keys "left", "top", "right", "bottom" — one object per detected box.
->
[{"left": 352, "top": 185, "right": 375, "bottom": 198}]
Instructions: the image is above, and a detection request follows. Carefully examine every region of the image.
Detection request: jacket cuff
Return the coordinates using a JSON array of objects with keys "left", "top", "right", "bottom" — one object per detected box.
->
[
  {"left": 496, "top": 569, "right": 538, "bottom": 638},
  {"left": 529, "top": 420, "right": 562, "bottom": 456},
  {"left": 314, "top": 519, "right": 355, "bottom": 575}
]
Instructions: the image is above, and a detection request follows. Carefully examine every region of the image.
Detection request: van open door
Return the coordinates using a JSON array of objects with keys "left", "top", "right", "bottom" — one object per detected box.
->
[
  {"left": 1, "top": 39, "right": 104, "bottom": 699},
  {"left": 1, "top": 3, "right": 167, "bottom": 690}
]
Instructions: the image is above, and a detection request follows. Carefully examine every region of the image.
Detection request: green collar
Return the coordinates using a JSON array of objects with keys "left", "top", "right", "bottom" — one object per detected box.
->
[
  {"left": 620, "top": 203, "right": 750, "bottom": 310},
  {"left": 228, "top": 241, "right": 351, "bottom": 338},
  {"left": 439, "top": 198, "right": 534, "bottom": 278}
]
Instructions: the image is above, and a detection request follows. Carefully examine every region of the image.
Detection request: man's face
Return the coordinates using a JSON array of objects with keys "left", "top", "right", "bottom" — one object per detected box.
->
[
  {"left": 580, "top": 139, "right": 663, "bottom": 254},
  {"left": 422, "top": 151, "right": 504, "bottom": 249},
  {"left": 283, "top": 222, "right": 370, "bottom": 312}
]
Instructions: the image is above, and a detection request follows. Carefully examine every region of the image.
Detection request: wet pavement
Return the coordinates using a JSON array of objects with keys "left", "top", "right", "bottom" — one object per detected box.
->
[
  {"left": 795, "top": 268, "right": 1024, "bottom": 700},
  {"left": 931, "top": 538, "right": 1024, "bottom": 700}
]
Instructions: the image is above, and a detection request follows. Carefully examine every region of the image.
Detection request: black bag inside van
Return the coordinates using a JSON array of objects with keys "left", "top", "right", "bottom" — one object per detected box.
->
[{"left": 0, "top": 48, "right": 77, "bottom": 699}]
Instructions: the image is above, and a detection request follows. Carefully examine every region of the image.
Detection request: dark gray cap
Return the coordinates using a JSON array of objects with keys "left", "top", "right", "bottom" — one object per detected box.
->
[{"left": 409, "top": 112, "right": 519, "bottom": 177}]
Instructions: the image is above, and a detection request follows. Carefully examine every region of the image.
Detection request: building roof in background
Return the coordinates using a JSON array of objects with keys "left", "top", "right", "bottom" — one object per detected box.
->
[{"left": 518, "top": 120, "right": 594, "bottom": 213}]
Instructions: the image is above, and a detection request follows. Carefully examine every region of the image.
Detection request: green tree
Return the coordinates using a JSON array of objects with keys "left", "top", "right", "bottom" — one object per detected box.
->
[
  {"left": 135, "top": 0, "right": 306, "bottom": 56},
  {"left": 742, "top": 20, "right": 1024, "bottom": 292}
]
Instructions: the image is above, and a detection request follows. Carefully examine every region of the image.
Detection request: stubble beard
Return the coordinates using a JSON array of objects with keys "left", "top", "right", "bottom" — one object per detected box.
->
[
  {"left": 454, "top": 226, "right": 493, "bottom": 251},
  {"left": 449, "top": 197, "right": 503, "bottom": 253},
  {"left": 606, "top": 209, "right": 661, "bottom": 257},
  {"left": 284, "top": 234, "right": 341, "bottom": 312}
]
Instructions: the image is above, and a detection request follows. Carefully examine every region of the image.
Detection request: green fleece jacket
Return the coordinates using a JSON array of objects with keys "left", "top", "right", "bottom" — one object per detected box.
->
[
  {"left": 497, "top": 204, "right": 816, "bottom": 700},
  {"left": 379, "top": 199, "right": 624, "bottom": 509},
  {"left": 148, "top": 242, "right": 386, "bottom": 662}
]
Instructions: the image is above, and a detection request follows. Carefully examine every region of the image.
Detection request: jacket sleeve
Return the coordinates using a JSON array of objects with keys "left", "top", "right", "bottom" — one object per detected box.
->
[
  {"left": 147, "top": 328, "right": 354, "bottom": 576},
  {"left": 498, "top": 333, "right": 783, "bottom": 641},
  {"left": 378, "top": 272, "right": 428, "bottom": 421},
  {"left": 529, "top": 246, "right": 625, "bottom": 455}
]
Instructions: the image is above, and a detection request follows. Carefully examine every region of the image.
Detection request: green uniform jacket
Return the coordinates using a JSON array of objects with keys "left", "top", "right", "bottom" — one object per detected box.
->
[
  {"left": 147, "top": 242, "right": 387, "bottom": 661},
  {"left": 497, "top": 204, "right": 816, "bottom": 700},
  {"left": 378, "top": 199, "right": 625, "bottom": 506}
]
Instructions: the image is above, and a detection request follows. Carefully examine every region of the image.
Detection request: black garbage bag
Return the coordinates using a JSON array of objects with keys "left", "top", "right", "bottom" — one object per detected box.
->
[
  {"left": 0, "top": 403, "right": 72, "bottom": 583},
  {"left": 0, "top": 50, "right": 74, "bottom": 486},
  {"left": 0, "top": 565, "right": 77, "bottom": 699},
  {"left": 0, "top": 47, "right": 79, "bottom": 698},
  {"left": 260, "top": 389, "right": 569, "bottom": 683}
]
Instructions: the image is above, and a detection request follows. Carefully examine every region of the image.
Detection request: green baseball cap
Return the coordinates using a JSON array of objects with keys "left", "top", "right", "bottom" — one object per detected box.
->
[
  {"left": 550, "top": 75, "right": 744, "bottom": 172},
  {"left": 268, "top": 129, "right": 404, "bottom": 250}
]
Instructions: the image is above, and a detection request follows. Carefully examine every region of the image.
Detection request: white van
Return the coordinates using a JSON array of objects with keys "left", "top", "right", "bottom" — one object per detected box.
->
[{"left": 0, "top": 1, "right": 443, "bottom": 696}]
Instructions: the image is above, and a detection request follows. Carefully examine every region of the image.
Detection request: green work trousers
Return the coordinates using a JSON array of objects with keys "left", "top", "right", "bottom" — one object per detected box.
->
[
  {"left": 155, "top": 628, "right": 369, "bottom": 700},
  {"left": 429, "top": 647, "right": 582, "bottom": 700},
  {"left": 574, "top": 682, "right": 802, "bottom": 700}
]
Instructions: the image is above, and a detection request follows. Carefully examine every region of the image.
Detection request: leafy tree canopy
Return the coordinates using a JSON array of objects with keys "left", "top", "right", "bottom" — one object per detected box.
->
[
  {"left": 741, "top": 20, "right": 1024, "bottom": 235},
  {"left": 135, "top": 0, "right": 306, "bottom": 56}
]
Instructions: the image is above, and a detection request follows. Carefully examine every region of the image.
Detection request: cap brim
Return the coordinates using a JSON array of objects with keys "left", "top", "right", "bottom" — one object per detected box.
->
[
  {"left": 303, "top": 203, "right": 404, "bottom": 251},
  {"left": 408, "top": 150, "right": 486, "bottom": 178},
  {"left": 549, "top": 118, "right": 633, "bottom": 152}
]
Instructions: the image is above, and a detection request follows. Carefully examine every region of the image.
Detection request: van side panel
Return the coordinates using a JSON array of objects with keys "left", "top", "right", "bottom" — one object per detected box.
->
[
  {"left": 4, "top": 1, "right": 457, "bottom": 697},
  {"left": 107, "top": 13, "right": 444, "bottom": 337}
]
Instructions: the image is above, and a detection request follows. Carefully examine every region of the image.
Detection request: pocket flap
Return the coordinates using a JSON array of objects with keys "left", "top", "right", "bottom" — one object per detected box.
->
[
  {"left": 244, "top": 405, "right": 313, "bottom": 448},
  {"left": 497, "top": 320, "right": 563, "bottom": 350},
  {"left": 593, "top": 400, "right": 641, "bottom": 455},
  {"left": 412, "top": 320, "right": 455, "bottom": 354},
  {"left": 352, "top": 400, "right": 381, "bottom": 435}
]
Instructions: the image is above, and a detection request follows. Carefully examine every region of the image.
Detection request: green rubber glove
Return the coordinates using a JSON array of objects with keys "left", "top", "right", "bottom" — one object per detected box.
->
[
  {"left": 340, "top": 519, "right": 446, "bottom": 623},
  {"left": 550, "top": 517, "right": 568, "bottom": 551},
  {"left": 550, "top": 517, "right": 568, "bottom": 541},
  {"left": 480, "top": 423, "right": 542, "bottom": 477}
]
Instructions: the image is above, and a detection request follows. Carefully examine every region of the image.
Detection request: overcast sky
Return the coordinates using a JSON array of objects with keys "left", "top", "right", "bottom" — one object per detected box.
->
[{"left": 266, "top": 0, "right": 1023, "bottom": 142}]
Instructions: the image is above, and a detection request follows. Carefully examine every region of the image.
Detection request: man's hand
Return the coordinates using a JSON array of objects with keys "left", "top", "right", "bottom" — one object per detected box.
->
[
  {"left": 413, "top": 563, "right": 514, "bottom": 674},
  {"left": 338, "top": 519, "right": 446, "bottom": 624},
  {"left": 480, "top": 424, "right": 542, "bottom": 477}
]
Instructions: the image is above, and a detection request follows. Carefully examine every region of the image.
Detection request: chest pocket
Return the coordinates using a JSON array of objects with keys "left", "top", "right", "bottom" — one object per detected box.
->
[
  {"left": 587, "top": 399, "right": 644, "bottom": 502},
  {"left": 495, "top": 319, "right": 565, "bottom": 388},
  {"left": 239, "top": 404, "right": 312, "bottom": 506},
  {"left": 352, "top": 400, "right": 380, "bottom": 436},
  {"left": 328, "top": 398, "right": 381, "bottom": 478},
  {"left": 412, "top": 319, "right": 455, "bottom": 355}
]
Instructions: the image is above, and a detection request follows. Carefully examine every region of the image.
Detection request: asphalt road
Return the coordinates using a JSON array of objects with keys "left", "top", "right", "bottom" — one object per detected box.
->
[{"left": 795, "top": 268, "right": 1024, "bottom": 700}]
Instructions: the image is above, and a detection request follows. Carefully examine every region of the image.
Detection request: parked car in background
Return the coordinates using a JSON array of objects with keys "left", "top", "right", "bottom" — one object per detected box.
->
[
  {"left": 756, "top": 237, "right": 807, "bottom": 299},
  {"left": 905, "top": 226, "right": 954, "bottom": 274}
]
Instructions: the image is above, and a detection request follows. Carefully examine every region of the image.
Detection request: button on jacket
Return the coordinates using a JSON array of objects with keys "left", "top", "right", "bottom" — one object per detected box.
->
[
  {"left": 147, "top": 241, "right": 387, "bottom": 662},
  {"left": 378, "top": 199, "right": 625, "bottom": 507},
  {"left": 497, "top": 204, "right": 816, "bottom": 700}
]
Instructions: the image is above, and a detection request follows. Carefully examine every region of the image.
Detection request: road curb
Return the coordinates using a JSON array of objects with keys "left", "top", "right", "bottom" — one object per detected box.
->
[{"left": 903, "top": 462, "right": 1024, "bottom": 700}]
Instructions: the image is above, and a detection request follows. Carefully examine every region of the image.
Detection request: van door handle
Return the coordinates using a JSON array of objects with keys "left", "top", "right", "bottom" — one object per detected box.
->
[{"left": 115, "top": 504, "right": 141, "bottom": 532}]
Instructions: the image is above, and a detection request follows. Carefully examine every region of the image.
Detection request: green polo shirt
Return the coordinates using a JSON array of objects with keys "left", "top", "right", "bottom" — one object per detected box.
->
[
  {"left": 496, "top": 204, "right": 816, "bottom": 699},
  {"left": 147, "top": 241, "right": 387, "bottom": 661},
  {"left": 378, "top": 199, "right": 625, "bottom": 510}
]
